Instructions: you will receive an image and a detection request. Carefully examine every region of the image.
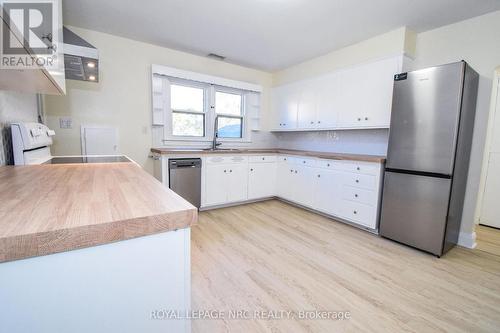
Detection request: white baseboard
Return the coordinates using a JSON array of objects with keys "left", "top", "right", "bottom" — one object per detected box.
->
[{"left": 457, "top": 231, "right": 477, "bottom": 249}]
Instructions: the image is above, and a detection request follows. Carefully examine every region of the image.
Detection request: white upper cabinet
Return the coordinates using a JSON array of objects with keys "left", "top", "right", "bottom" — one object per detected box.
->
[
  {"left": 297, "top": 80, "right": 318, "bottom": 129},
  {"left": 316, "top": 72, "right": 342, "bottom": 128},
  {"left": 338, "top": 57, "right": 401, "bottom": 128},
  {"left": 272, "top": 84, "right": 299, "bottom": 130},
  {"left": 271, "top": 55, "right": 403, "bottom": 131}
]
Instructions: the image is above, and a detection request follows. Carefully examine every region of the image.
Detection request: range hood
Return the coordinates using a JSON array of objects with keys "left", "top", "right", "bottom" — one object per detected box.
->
[{"left": 63, "top": 27, "right": 99, "bottom": 82}]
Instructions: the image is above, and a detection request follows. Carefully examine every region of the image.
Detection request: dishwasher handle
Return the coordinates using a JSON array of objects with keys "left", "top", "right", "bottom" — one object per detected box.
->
[{"left": 169, "top": 158, "right": 202, "bottom": 169}]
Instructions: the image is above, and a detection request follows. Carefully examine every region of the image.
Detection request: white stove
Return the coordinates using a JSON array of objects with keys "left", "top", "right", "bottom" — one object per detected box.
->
[
  {"left": 11, "top": 122, "right": 55, "bottom": 165},
  {"left": 11, "top": 122, "right": 132, "bottom": 165}
]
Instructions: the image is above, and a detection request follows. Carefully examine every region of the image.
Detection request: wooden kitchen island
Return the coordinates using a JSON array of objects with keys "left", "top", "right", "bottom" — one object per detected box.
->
[{"left": 0, "top": 162, "right": 197, "bottom": 333}]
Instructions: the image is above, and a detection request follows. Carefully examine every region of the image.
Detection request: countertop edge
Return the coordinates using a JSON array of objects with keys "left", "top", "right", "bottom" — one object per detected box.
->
[
  {"left": 150, "top": 148, "right": 386, "bottom": 163},
  {"left": 0, "top": 208, "right": 198, "bottom": 264}
]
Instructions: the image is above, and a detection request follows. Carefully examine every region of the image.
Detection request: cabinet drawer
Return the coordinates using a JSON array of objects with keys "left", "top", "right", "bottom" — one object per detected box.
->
[
  {"left": 206, "top": 156, "right": 227, "bottom": 164},
  {"left": 340, "top": 200, "right": 377, "bottom": 229},
  {"left": 316, "top": 159, "right": 341, "bottom": 169},
  {"left": 288, "top": 156, "right": 316, "bottom": 167},
  {"left": 249, "top": 155, "right": 277, "bottom": 163},
  {"left": 206, "top": 155, "right": 248, "bottom": 164},
  {"left": 342, "top": 186, "right": 377, "bottom": 206},
  {"left": 228, "top": 155, "right": 248, "bottom": 163},
  {"left": 279, "top": 155, "right": 292, "bottom": 163},
  {"left": 341, "top": 172, "right": 376, "bottom": 190},
  {"left": 338, "top": 161, "right": 379, "bottom": 175}
]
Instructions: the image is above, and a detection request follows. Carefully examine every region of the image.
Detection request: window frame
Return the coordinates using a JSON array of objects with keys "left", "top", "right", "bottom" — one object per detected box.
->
[
  {"left": 161, "top": 76, "right": 251, "bottom": 143},
  {"left": 164, "top": 78, "right": 211, "bottom": 142},
  {"left": 214, "top": 86, "right": 245, "bottom": 140}
]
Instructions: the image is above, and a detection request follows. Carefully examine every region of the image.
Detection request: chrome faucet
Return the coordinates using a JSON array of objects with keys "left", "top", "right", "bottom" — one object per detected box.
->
[{"left": 212, "top": 115, "right": 222, "bottom": 150}]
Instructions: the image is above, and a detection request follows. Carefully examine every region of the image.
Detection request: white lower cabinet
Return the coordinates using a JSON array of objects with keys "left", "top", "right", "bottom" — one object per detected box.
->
[
  {"left": 294, "top": 165, "right": 315, "bottom": 207},
  {"left": 277, "top": 156, "right": 294, "bottom": 201},
  {"left": 228, "top": 164, "right": 249, "bottom": 203},
  {"left": 204, "top": 157, "right": 249, "bottom": 206},
  {"left": 277, "top": 157, "right": 315, "bottom": 206},
  {"left": 202, "top": 154, "right": 382, "bottom": 230},
  {"left": 339, "top": 200, "right": 377, "bottom": 229},
  {"left": 248, "top": 161, "right": 277, "bottom": 200},
  {"left": 205, "top": 164, "right": 229, "bottom": 206},
  {"left": 313, "top": 169, "right": 342, "bottom": 216}
]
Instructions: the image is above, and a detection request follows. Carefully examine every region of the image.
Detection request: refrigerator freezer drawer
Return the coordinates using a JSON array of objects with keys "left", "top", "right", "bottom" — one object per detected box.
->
[{"left": 380, "top": 171, "right": 451, "bottom": 256}]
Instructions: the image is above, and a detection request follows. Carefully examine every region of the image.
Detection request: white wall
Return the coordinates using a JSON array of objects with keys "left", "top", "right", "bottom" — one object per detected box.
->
[
  {"left": 412, "top": 10, "right": 500, "bottom": 244},
  {"left": 44, "top": 27, "right": 277, "bottom": 173},
  {"left": 0, "top": 91, "right": 39, "bottom": 165}
]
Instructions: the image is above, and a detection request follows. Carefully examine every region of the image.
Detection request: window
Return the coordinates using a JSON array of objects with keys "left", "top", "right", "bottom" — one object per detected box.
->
[
  {"left": 170, "top": 83, "right": 206, "bottom": 137},
  {"left": 215, "top": 90, "right": 243, "bottom": 138},
  {"left": 153, "top": 67, "right": 261, "bottom": 142}
]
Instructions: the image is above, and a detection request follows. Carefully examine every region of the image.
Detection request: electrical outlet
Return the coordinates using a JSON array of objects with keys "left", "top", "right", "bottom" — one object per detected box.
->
[
  {"left": 327, "top": 131, "right": 338, "bottom": 141},
  {"left": 59, "top": 117, "right": 72, "bottom": 129}
]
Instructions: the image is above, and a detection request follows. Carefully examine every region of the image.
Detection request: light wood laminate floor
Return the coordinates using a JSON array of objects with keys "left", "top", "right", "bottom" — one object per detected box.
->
[
  {"left": 476, "top": 225, "right": 500, "bottom": 256},
  {"left": 191, "top": 200, "right": 500, "bottom": 333}
]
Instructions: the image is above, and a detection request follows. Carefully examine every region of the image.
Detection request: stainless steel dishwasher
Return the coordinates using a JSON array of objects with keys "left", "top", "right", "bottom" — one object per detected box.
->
[{"left": 168, "top": 158, "right": 202, "bottom": 208}]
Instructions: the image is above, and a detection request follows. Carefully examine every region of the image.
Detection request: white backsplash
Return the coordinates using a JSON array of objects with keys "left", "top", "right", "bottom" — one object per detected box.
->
[
  {"left": 0, "top": 91, "right": 39, "bottom": 165},
  {"left": 152, "top": 126, "right": 279, "bottom": 150},
  {"left": 276, "top": 129, "right": 389, "bottom": 156},
  {"left": 154, "top": 125, "right": 388, "bottom": 156}
]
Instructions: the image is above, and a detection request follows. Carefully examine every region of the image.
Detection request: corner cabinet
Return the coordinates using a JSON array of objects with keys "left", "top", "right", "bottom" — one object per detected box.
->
[
  {"left": 248, "top": 156, "right": 277, "bottom": 200},
  {"left": 199, "top": 153, "right": 384, "bottom": 231},
  {"left": 271, "top": 56, "right": 403, "bottom": 131}
]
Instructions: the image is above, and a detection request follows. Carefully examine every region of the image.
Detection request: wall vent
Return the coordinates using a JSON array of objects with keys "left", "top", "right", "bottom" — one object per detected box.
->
[{"left": 207, "top": 53, "right": 226, "bottom": 61}]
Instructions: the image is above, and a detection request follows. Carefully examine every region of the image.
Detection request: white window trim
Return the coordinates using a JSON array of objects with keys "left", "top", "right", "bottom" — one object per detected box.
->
[
  {"left": 154, "top": 68, "right": 259, "bottom": 144},
  {"left": 152, "top": 64, "right": 263, "bottom": 93},
  {"left": 214, "top": 86, "right": 247, "bottom": 141},
  {"left": 164, "top": 78, "right": 211, "bottom": 142}
]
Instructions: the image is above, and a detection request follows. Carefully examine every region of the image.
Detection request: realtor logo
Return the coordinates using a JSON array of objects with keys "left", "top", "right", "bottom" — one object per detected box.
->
[{"left": 1, "top": 0, "right": 59, "bottom": 69}]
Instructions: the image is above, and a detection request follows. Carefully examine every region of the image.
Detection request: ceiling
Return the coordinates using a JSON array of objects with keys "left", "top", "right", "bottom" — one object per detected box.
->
[{"left": 62, "top": 0, "right": 500, "bottom": 71}]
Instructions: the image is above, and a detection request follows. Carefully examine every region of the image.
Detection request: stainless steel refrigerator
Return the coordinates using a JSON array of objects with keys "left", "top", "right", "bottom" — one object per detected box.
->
[{"left": 379, "top": 61, "right": 479, "bottom": 257}]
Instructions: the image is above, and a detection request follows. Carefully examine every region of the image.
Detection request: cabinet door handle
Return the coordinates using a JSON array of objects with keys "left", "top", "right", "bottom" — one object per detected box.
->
[
  {"left": 365, "top": 117, "right": 368, "bottom": 121},
  {"left": 355, "top": 179, "right": 360, "bottom": 183},
  {"left": 353, "top": 210, "right": 358, "bottom": 214},
  {"left": 295, "top": 170, "right": 298, "bottom": 174},
  {"left": 354, "top": 194, "right": 359, "bottom": 198},
  {"left": 230, "top": 170, "right": 233, "bottom": 173},
  {"left": 356, "top": 167, "right": 360, "bottom": 171},
  {"left": 250, "top": 168, "right": 254, "bottom": 171},
  {"left": 310, "top": 121, "right": 314, "bottom": 124},
  {"left": 317, "top": 174, "right": 321, "bottom": 178},
  {"left": 224, "top": 170, "right": 227, "bottom": 173},
  {"left": 327, "top": 163, "right": 330, "bottom": 167},
  {"left": 290, "top": 169, "right": 293, "bottom": 172},
  {"left": 357, "top": 118, "right": 361, "bottom": 121}
]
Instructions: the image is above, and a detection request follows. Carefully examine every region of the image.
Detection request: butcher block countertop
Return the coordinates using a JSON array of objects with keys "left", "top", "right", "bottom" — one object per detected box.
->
[
  {"left": 150, "top": 148, "right": 386, "bottom": 163},
  {"left": 0, "top": 162, "right": 197, "bottom": 263}
]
